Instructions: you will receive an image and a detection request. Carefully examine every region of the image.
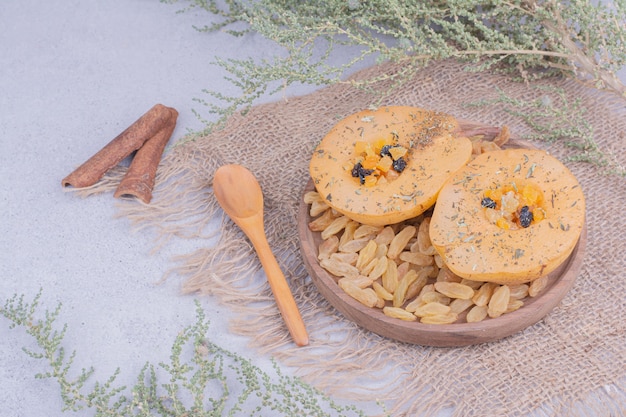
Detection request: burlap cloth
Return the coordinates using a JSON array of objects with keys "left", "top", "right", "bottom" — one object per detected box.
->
[{"left": 105, "top": 60, "right": 625, "bottom": 416}]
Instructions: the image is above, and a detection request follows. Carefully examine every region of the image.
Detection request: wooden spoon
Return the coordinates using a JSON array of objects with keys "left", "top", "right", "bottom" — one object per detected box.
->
[{"left": 213, "top": 164, "right": 309, "bottom": 346}]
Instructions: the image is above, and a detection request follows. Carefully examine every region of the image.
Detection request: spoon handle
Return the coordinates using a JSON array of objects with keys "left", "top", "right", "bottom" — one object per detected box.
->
[{"left": 250, "top": 232, "right": 309, "bottom": 347}]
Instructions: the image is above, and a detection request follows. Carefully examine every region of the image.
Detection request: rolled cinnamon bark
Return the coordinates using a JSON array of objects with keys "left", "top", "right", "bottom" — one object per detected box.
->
[
  {"left": 62, "top": 104, "right": 174, "bottom": 188},
  {"left": 114, "top": 107, "right": 178, "bottom": 203}
]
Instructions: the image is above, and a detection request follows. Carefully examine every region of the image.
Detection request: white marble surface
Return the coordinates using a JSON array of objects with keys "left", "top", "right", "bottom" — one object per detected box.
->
[{"left": 0, "top": 2, "right": 624, "bottom": 416}]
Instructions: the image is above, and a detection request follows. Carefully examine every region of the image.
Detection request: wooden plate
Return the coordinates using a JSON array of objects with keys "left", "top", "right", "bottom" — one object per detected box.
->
[{"left": 297, "top": 140, "right": 587, "bottom": 347}]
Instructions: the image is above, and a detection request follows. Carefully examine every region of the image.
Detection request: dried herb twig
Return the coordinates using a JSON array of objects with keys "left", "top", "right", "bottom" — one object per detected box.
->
[
  {"left": 161, "top": 0, "right": 626, "bottom": 129},
  {"left": 1, "top": 290, "right": 384, "bottom": 416},
  {"left": 466, "top": 86, "right": 625, "bottom": 176}
]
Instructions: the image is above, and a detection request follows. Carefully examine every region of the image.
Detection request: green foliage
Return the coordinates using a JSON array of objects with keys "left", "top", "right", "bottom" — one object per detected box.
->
[
  {"left": 1, "top": 290, "right": 384, "bottom": 416},
  {"left": 466, "top": 86, "right": 625, "bottom": 176},
  {"left": 161, "top": 0, "right": 626, "bottom": 132}
]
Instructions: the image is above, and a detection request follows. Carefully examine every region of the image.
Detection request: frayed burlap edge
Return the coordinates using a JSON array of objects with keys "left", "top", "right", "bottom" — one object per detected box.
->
[{"left": 76, "top": 59, "right": 626, "bottom": 416}]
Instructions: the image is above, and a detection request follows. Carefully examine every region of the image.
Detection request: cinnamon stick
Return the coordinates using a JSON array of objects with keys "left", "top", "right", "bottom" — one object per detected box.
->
[
  {"left": 113, "top": 108, "right": 178, "bottom": 203},
  {"left": 62, "top": 104, "right": 174, "bottom": 188}
]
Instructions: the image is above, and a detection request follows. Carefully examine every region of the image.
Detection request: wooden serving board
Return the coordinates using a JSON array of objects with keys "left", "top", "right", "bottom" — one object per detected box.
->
[{"left": 297, "top": 139, "right": 587, "bottom": 347}]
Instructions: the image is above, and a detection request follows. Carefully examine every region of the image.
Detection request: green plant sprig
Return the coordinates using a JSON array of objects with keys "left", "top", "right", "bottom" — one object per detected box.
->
[
  {"left": 466, "top": 86, "right": 625, "bottom": 176},
  {"left": 162, "top": 0, "right": 625, "bottom": 126},
  {"left": 1, "top": 290, "right": 385, "bottom": 416}
]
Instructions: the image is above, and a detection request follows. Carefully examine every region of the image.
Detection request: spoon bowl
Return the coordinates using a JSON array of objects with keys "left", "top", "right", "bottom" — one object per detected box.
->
[
  {"left": 213, "top": 164, "right": 309, "bottom": 346},
  {"left": 213, "top": 167, "right": 262, "bottom": 219}
]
